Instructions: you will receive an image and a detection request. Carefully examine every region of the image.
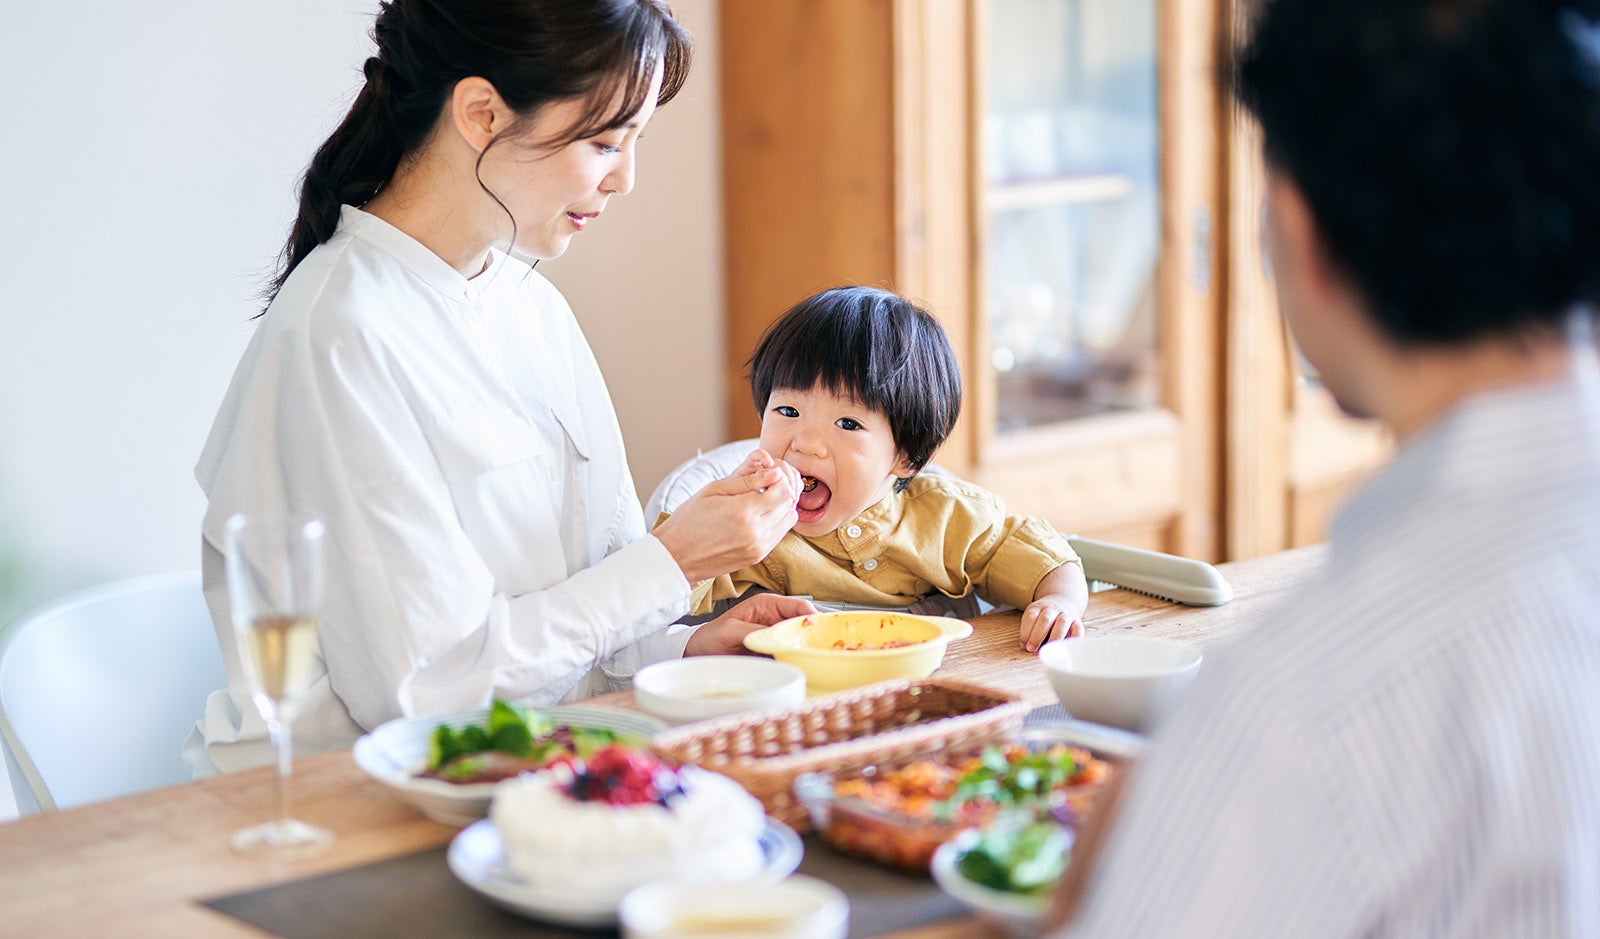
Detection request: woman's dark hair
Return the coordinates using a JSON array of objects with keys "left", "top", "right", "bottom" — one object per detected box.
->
[
  {"left": 747, "top": 286, "right": 963, "bottom": 479},
  {"left": 264, "top": 0, "right": 690, "bottom": 308},
  {"left": 1234, "top": 0, "right": 1600, "bottom": 344}
]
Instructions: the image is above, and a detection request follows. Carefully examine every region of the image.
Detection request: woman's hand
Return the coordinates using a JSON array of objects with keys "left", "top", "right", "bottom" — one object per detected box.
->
[
  {"left": 653, "top": 448, "right": 801, "bottom": 583},
  {"left": 683, "top": 593, "right": 817, "bottom": 656}
]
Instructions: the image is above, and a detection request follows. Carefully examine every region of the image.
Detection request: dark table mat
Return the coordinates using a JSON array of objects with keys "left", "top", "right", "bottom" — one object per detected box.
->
[{"left": 202, "top": 704, "right": 1075, "bottom": 939}]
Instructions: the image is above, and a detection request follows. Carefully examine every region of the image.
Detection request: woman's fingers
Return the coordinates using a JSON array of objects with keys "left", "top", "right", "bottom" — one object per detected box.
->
[
  {"left": 684, "top": 593, "right": 816, "bottom": 657},
  {"left": 729, "top": 448, "right": 775, "bottom": 479},
  {"left": 730, "top": 591, "right": 815, "bottom": 624},
  {"left": 653, "top": 466, "right": 800, "bottom": 582}
]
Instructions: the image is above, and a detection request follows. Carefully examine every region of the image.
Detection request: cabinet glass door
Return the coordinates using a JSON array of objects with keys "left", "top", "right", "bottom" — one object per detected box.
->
[{"left": 983, "top": 0, "right": 1160, "bottom": 430}]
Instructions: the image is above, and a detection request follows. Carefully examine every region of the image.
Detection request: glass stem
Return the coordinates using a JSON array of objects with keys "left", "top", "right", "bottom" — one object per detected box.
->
[{"left": 269, "top": 715, "right": 293, "bottom": 829}]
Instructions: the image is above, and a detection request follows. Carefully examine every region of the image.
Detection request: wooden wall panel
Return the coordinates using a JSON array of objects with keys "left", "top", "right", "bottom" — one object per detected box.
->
[{"left": 720, "top": 0, "right": 898, "bottom": 438}]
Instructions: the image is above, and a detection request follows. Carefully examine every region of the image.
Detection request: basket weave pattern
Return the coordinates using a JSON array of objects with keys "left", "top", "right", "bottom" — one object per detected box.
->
[{"left": 649, "top": 678, "right": 1029, "bottom": 830}]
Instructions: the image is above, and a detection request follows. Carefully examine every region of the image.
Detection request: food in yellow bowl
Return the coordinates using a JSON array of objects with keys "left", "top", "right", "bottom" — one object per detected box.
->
[{"left": 742, "top": 610, "right": 973, "bottom": 692}]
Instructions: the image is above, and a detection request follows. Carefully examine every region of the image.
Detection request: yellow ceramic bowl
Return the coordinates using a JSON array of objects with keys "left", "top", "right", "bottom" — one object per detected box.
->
[{"left": 742, "top": 610, "right": 974, "bottom": 692}]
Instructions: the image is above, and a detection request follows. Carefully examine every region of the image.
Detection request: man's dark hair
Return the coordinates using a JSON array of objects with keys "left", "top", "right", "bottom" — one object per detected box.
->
[
  {"left": 747, "top": 286, "right": 962, "bottom": 477},
  {"left": 1234, "top": 0, "right": 1600, "bottom": 344}
]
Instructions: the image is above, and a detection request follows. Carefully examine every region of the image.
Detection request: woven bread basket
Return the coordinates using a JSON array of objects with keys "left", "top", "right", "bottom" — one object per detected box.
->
[{"left": 649, "top": 678, "right": 1028, "bottom": 831}]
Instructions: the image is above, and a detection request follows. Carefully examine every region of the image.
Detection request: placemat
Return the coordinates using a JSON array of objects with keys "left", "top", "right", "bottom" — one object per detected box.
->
[{"left": 203, "top": 704, "right": 1077, "bottom": 939}]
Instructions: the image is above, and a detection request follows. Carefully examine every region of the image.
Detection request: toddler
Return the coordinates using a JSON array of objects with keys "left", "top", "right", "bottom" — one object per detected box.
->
[{"left": 686, "top": 286, "right": 1087, "bottom": 652}]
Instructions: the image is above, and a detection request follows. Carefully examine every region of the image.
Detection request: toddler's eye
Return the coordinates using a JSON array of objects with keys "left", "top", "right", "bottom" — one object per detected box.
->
[
  {"left": 836, "top": 418, "right": 862, "bottom": 431},
  {"left": 774, "top": 406, "right": 799, "bottom": 418}
]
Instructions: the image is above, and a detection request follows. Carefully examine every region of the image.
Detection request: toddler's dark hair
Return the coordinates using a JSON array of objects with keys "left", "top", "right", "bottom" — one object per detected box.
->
[{"left": 747, "top": 286, "right": 962, "bottom": 478}]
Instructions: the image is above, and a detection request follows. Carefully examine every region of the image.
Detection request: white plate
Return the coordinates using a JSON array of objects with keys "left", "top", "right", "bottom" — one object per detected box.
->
[
  {"left": 447, "top": 817, "right": 805, "bottom": 928},
  {"left": 930, "top": 831, "right": 1053, "bottom": 939},
  {"left": 352, "top": 704, "right": 667, "bottom": 827}
]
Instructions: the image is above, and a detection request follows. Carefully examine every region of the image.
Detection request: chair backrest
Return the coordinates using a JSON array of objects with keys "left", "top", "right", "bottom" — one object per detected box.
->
[{"left": 0, "top": 572, "right": 222, "bottom": 813}]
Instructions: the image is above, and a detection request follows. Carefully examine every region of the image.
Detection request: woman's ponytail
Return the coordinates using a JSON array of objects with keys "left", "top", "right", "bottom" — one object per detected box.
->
[
  {"left": 261, "top": 0, "right": 691, "bottom": 311},
  {"left": 263, "top": 58, "right": 410, "bottom": 308}
]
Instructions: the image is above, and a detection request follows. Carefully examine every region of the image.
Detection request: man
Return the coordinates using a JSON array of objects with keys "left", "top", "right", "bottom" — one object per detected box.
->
[{"left": 1053, "top": 0, "right": 1600, "bottom": 935}]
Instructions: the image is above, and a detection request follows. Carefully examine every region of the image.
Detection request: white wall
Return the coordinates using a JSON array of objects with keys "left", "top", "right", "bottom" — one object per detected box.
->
[
  {"left": 1, "top": 1, "right": 370, "bottom": 623},
  {"left": 0, "top": 2, "right": 725, "bottom": 818},
  {"left": 0, "top": 0, "right": 724, "bottom": 627},
  {"left": 544, "top": 0, "right": 726, "bottom": 500}
]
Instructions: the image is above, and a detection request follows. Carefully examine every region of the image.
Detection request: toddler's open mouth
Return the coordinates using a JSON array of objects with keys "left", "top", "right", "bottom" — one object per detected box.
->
[{"left": 796, "top": 475, "right": 831, "bottom": 523}]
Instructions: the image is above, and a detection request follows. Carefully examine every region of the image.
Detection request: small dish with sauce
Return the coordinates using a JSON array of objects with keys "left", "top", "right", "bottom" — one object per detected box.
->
[
  {"left": 633, "top": 655, "right": 808, "bottom": 726},
  {"left": 619, "top": 874, "right": 848, "bottom": 939}
]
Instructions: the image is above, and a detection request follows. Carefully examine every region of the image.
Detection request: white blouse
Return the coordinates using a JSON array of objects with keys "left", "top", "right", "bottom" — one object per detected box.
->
[{"left": 185, "top": 206, "right": 693, "bottom": 775}]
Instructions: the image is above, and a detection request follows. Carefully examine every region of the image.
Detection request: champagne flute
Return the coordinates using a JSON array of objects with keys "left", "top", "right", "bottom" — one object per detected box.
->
[{"left": 224, "top": 513, "right": 334, "bottom": 859}]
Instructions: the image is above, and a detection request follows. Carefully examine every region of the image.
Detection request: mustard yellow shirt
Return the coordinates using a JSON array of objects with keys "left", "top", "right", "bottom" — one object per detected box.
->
[{"left": 686, "top": 474, "right": 1080, "bottom": 616}]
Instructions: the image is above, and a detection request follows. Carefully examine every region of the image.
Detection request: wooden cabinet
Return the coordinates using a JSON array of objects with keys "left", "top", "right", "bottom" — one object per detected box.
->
[{"left": 719, "top": 0, "right": 1388, "bottom": 561}]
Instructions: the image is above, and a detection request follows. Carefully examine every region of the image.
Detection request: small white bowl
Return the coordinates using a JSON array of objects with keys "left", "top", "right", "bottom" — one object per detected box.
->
[
  {"left": 633, "top": 656, "right": 807, "bottom": 725},
  {"left": 619, "top": 874, "right": 849, "bottom": 939},
  {"left": 1037, "top": 635, "right": 1202, "bottom": 732},
  {"left": 930, "top": 832, "right": 1052, "bottom": 938}
]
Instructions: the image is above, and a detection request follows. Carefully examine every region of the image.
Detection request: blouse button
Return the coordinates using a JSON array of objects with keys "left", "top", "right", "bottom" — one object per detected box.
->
[
  {"left": 464, "top": 284, "right": 480, "bottom": 302},
  {"left": 846, "top": 524, "right": 863, "bottom": 539},
  {"left": 862, "top": 558, "right": 879, "bottom": 572}
]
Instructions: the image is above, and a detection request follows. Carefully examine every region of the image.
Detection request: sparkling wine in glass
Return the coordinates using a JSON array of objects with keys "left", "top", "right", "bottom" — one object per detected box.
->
[{"left": 224, "top": 513, "right": 334, "bottom": 859}]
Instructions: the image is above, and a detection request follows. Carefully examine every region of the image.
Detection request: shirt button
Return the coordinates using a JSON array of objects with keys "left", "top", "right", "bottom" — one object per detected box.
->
[
  {"left": 464, "top": 285, "right": 480, "bottom": 302},
  {"left": 862, "top": 558, "right": 879, "bottom": 571},
  {"left": 846, "top": 524, "right": 862, "bottom": 538}
]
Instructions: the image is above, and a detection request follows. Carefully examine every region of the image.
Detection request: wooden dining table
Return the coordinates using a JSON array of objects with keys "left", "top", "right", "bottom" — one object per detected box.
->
[{"left": 0, "top": 546, "right": 1324, "bottom": 939}]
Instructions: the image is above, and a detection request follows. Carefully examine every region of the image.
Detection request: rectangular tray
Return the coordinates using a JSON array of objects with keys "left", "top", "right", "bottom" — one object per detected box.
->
[{"left": 792, "top": 720, "right": 1144, "bottom": 872}]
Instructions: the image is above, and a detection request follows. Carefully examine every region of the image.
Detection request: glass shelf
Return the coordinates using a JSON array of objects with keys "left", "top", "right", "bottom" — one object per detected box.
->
[
  {"left": 986, "top": 173, "right": 1136, "bottom": 212},
  {"left": 984, "top": 0, "right": 1159, "bottom": 436}
]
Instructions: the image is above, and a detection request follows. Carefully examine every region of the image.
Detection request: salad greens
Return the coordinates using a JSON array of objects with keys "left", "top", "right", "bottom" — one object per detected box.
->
[
  {"left": 935, "top": 744, "right": 1084, "bottom": 822},
  {"left": 425, "top": 699, "right": 620, "bottom": 778},
  {"left": 954, "top": 814, "right": 1072, "bottom": 895}
]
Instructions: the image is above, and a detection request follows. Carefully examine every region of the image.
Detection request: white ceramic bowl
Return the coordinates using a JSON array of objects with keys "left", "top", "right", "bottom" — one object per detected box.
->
[
  {"left": 1037, "top": 635, "right": 1202, "bottom": 732},
  {"left": 633, "top": 656, "right": 807, "bottom": 726},
  {"left": 619, "top": 874, "right": 849, "bottom": 939},
  {"left": 352, "top": 704, "right": 667, "bottom": 827},
  {"left": 929, "top": 831, "right": 1052, "bottom": 939}
]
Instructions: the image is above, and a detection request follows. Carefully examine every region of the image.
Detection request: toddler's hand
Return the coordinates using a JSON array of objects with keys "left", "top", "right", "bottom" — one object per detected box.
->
[{"left": 1020, "top": 593, "right": 1083, "bottom": 653}]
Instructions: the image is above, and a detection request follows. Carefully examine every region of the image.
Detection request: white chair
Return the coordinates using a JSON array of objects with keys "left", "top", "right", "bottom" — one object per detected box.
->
[
  {"left": 0, "top": 572, "right": 223, "bottom": 814},
  {"left": 647, "top": 440, "right": 1232, "bottom": 607}
]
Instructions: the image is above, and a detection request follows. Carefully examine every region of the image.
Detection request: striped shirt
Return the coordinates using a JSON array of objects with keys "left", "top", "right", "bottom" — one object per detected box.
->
[{"left": 1064, "top": 343, "right": 1600, "bottom": 938}]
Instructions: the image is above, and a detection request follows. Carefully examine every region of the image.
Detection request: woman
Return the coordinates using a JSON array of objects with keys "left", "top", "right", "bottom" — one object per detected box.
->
[{"left": 186, "top": 0, "right": 809, "bottom": 775}]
